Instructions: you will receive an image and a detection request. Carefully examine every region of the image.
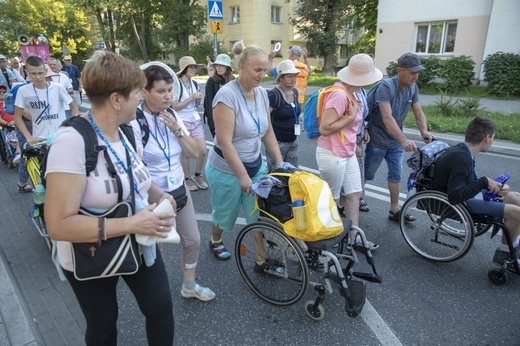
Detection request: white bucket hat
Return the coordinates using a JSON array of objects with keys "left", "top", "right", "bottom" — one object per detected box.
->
[
  {"left": 276, "top": 59, "right": 300, "bottom": 82},
  {"left": 176, "top": 56, "right": 203, "bottom": 75},
  {"left": 337, "top": 54, "right": 383, "bottom": 87},
  {"left": 212, "top": 54, "right": 232, "bottom": 68},
  {"left": 140, "top": 61, "right": 181, "bottom": 102}
]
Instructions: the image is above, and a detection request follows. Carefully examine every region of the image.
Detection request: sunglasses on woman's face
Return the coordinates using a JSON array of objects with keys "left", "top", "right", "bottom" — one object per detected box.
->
[{"left": 0, "top": 90, "right": 7, "bottom": 94}]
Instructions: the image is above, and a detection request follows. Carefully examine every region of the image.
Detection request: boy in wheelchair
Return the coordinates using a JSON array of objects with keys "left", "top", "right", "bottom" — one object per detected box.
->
[
  {"left": 0, "top": 85, "right": 21, "bottom": 164},
  {"left": 432, "top": 117, "right": 520, "bottom": 271}
]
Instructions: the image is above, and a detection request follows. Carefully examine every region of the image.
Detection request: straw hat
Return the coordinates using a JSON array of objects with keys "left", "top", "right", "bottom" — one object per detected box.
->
[
  {"left": 276, "top": 59, "right": 300, "bottom": 82},
  {"left": 212, "top": 54, "right": 232, "bottom": 68},
  {"left": 337, "top": 54, "right": 382, "bottom": 87},
  {"left": 176, "top": 56, "right": 203, "bottom": 75}
]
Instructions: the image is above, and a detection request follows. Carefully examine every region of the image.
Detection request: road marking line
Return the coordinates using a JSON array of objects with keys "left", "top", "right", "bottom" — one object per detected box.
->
[{"left": 362, "top": 300, "right": 403, "bottom": 346}]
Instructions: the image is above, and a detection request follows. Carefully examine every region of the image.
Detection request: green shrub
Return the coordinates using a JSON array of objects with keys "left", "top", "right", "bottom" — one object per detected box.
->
[
  {"left": 417, "top": 56, "right": 442, "bottom": 88},
  {"left": 483, "top": 52, "right": 520, "bottom": 97},
  {"left": 438, "top": 55, "right": 475, "bottom": 93},
  {"left": 386, "top": 61, "right": 397, "bottom": 77}
]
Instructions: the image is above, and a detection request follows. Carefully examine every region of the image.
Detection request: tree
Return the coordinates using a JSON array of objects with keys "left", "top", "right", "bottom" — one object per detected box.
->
[
  {"left": 289, "top": 0, "right": 378, "bottom": 74},
  {"left": 0, "top": 0, "right": 91, "bottom": 59}
]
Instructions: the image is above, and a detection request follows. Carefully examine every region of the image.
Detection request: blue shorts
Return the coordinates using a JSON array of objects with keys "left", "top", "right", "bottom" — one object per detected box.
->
[
  {"left": 465, "top": 198, "right": 505, "bottom": 219},
  {"left": 364, "top": 144, "right": 404, "bottom": 183},
  {"left": 205, "top": 162, "right": 267, "bottom": 232}
]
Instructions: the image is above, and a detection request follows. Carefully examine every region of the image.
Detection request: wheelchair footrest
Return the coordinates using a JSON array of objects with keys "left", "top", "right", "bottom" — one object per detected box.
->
[
  {"left": 344, "top": 279, "right": 366, "bottom": 317},
  {"left": 353, "top": 271, "right": 382, "bottom": 284}
]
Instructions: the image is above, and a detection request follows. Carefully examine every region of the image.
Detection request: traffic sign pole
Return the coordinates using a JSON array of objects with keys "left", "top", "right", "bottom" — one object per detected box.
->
[{"left": 208, "top": 1, "right": 223, "bottom": 58}]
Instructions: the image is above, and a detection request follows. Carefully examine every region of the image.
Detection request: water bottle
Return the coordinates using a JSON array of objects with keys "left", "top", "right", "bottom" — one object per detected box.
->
[
  {"left": 292, "top": 200, "right": 306, "bottom": 232},
  {"left": 33, "top": 184, "right": 46, "bottom": 205}
]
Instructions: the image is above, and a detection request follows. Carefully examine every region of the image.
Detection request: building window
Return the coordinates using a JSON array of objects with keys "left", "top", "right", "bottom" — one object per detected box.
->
[
  {"left": 415, "top": 21, "right": 457, "bottom": 54},
  {"left": 230, "top": 6, "right": 240, "bottom": 24},
  {"left": 271, "top": 41, "right": 282, "bottom": 57},
  {"left": 340, "top": 45, "right": 348, "bottom": 59},
  {"left": 271, "top": 6, "right": 281, "bottom": 23}
]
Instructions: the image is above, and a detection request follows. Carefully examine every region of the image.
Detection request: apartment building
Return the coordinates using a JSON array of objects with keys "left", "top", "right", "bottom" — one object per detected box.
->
[
  {"left": 203, "top": 0, "right": 359, "bottom": 69},
  {"left": 374, "top": 0, "right": 520, "bottom": 81}
]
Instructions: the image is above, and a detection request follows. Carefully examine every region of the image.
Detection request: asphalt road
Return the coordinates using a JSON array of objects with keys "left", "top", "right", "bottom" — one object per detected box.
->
[{"left": 1, "top": 83, "right": 520, "bottom": 345}]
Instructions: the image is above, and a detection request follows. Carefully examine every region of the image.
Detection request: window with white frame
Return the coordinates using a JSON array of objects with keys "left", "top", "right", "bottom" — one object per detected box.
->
[
  {"left": 271, "top": 6, "right": 281, "bottom": 23},
  {"left": 230, "top": 6, "right": 240, "bottom": 24},
  {"left": 415, "top": 21, "right": 457, "bottom": 54}
]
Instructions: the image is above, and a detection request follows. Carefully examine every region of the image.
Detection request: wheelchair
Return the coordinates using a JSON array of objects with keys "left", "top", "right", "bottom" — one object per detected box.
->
[
  {"left": 399, "top": 149, "right": 518, "bottom": 285},
  {"left": 234, "top": 173, "right": 381, "bottom": 321},
  {"left": 0, "top": 125, "right": 18, "bottom": 169}
]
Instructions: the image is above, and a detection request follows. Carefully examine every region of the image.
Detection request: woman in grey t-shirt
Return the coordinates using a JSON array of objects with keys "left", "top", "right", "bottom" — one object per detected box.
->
[{"left": 205, "top": 41, "right": 282, "bottom": 261}]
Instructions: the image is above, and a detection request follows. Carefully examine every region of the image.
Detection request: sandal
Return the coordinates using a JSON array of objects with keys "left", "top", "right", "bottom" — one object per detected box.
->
[
  {"left": 359, "top": 198, "right": 369, "bottom": 212},
  {"left": 17, "top": 183, "right": 34, "bottom": 193},
  {"left": 209, "top": 239, "right": 231, "bottom": 260},
  {"left": 388, "top": 209, "right": 416, "bottom": 222}
]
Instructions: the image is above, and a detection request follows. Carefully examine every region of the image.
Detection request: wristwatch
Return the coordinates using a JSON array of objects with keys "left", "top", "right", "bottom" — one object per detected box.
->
[{"left": 172, "top": 128, "right": 185, "bottom": 138}]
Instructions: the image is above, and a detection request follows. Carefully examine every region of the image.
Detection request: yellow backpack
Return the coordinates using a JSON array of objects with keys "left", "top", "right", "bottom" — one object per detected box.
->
[{"left": 256, "top": 171, "right": 344, "bottom": 242}]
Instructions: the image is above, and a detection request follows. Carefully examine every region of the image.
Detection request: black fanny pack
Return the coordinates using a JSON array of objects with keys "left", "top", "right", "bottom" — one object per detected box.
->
[
  {"left": 213, "top": 146, "right": 262, "bottom": 178},
  {"left": 168, "top": 184, "right": 188, "bottom": 212}
]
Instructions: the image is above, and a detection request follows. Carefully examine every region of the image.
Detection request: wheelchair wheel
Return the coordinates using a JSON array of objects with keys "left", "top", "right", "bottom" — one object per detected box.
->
[
  {"left": 304, "top": 300, "right": 325, "bottom": 321},
  {"left": 400, "top": 191, "right": 474, "bottom": 262},
  {"left": 474, "top": 222, "right": 492, "bottom": 237},
  {"left": 235, "top": 220, "right": 309, "bottom": 306},
  {"left": 488, "top": 269, "right": 508, "bottom": 285}
]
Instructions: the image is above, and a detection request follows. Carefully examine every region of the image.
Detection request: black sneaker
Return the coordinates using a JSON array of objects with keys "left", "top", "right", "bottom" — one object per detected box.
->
[
  {"left": 492, "top": 248, "right": 520, "bottom": 272},
  {"left": 254, "top": 259, "right": 285, "bottom": 276}
]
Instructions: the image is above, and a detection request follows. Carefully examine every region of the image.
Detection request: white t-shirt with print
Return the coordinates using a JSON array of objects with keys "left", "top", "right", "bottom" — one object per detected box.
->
[
  {"left": 45, "top": 125, "right": 151, "bottom": 271},
  {"left": 50, "top": 73, "right": 73, "bottom": 111},
  {"left": 14, "top": 82, "right": 72, "bottom": 139},
  {"left": 130, "top": 109, "right": 190, "bottom": 192}
]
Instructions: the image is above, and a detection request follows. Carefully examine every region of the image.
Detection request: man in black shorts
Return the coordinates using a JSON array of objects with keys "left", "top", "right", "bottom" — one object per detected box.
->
[{"left": 433, "top": 116, "right": 520, "bottom": 270}]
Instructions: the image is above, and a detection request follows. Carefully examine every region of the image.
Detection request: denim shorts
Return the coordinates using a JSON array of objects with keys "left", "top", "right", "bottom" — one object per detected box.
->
[
  {"left": 364, "top": 144, "right": 404, "bottom": 183},
  {"left": 465, "top": 198, "right": 505, "bottom": 219}
]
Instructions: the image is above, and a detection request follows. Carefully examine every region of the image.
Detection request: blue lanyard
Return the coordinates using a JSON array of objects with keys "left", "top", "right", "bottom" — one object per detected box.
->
[
  {"left": 33, "top": 84, "right": 50, "bottom": 118},
  {"left": 393, "top": 78, "right": 412, "bottom": 117},
  {"left": 462, "top": 143, "right": 476, "bottom": 182},
  {"left": 141, "top": 105, "right": 171, "bottom": 171},
  {"left": 87, "top": 111, "right": 142, "bottom": 198},
  {"left": 235, "top": 79, "right": 260, "bottom": 134}
]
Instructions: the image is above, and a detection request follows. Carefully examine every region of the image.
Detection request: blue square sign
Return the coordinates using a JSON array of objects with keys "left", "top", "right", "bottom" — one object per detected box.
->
[{"left": 208, "top": 1, "right": 223, "bottom": 19}]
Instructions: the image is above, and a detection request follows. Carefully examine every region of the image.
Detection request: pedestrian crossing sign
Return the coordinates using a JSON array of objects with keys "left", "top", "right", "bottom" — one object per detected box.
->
[{"left": 208, "top": 1, "right": 223, "bottom": 19}]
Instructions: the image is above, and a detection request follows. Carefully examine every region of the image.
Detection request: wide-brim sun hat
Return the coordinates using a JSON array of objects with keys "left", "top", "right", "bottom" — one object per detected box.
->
[
  {"left": 176, "top": 56, "right": 203, "bottom": 75},
  {"left": 44, "top": 64, "right": 60, "bottom": 78},
  {"left": 276, "top": 59, "right": 300, "bottom": 82},
  {"left": 140, "top": 61, "right": 181, "bottom": 102},
  {"left": 212, "top": 54, "right": 232, "bottom": 68},
  {"left": 337, "top": 54, "right": 383, "bottom": 87}
]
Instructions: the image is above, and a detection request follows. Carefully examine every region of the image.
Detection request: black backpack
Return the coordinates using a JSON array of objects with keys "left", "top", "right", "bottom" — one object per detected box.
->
[{"left": 134, "top": 107, "right": 178, "bottom": 149}]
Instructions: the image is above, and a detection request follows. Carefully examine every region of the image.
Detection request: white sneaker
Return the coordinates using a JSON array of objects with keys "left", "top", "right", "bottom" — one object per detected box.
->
[
  {"left": 185, "top": 176, "right": 198, "bottom": 191},
  {"left": 180, "top": 284, "right": 215, "bottom": 302},
  {"left": 355, "top": 236, "right": 379, "bottom": 251},
  {"left": 12, "top": 153, "right": 21, "bottom": 165}
]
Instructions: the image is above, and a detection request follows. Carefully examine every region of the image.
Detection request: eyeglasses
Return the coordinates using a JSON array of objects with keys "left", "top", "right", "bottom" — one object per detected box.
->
[{"left": 0, "top": 90, "right": 6, "bottom": 94}]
